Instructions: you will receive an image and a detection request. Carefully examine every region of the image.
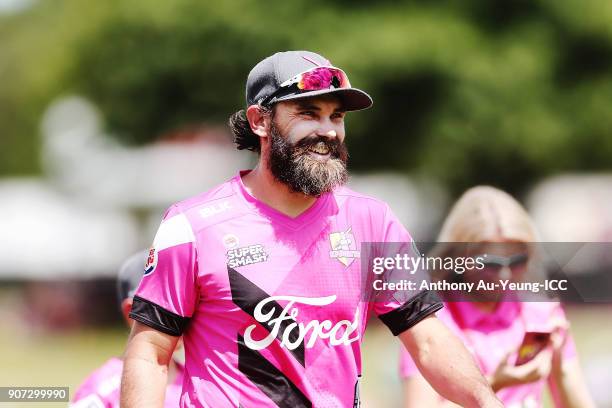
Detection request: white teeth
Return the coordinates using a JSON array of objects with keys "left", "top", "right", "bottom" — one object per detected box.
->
[{"left": 309, "top": 143, "right": 329, "bottom": 155}]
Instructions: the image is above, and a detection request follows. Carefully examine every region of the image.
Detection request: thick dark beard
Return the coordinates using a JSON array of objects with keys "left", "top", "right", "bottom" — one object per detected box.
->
[{"left": 268, "top": 122, "right": 349, "bottom": 196}]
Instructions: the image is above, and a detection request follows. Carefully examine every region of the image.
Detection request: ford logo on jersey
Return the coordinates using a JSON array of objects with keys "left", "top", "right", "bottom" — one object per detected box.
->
[{"left": 243, "top": 295, "right": 361, "bottom": 350}]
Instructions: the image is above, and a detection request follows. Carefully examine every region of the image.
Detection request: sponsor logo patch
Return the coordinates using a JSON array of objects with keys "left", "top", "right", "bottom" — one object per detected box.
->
[
  {"left": 144, "top": 247, "right": 158, "bottom": 275},
  {"left": 329, "top": 227, "right": 360, "bottom": 267},
  {"left": 223, "top": 233, "right": 240, "bottom": 249},
  {"left": 199, "top": 201, "right": 231, "bottom": 218},
  {"left": 226, "top": 244, "right": 269, "bottom": 268},
  {"left": 243, "top": 295, "right": 360, "bottom": 350}
]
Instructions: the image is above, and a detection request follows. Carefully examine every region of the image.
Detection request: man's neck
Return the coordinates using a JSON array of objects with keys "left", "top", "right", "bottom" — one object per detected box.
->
[{"left": 241, "top": 166, "right": 319, "bottom": 218}]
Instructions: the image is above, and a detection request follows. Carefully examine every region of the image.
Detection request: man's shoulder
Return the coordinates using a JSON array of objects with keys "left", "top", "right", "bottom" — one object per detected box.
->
[
  {"left": 333, "top": 185, "right": 390, "bottom": 215},
  {"left": 162, "top": 177, "right": 245, "bottom": 228},
  {"left": 162, "top": 177, "right": 253, "bottom": 242},
  {"left": 173, "top": 177, "right": 237, "bottom": 213}
]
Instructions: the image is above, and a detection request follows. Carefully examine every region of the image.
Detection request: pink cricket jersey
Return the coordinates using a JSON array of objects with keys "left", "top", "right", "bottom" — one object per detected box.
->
[
  {"left": 130, "top": 170, "right": 442, "bottom": 407},
  {"left": 71, "top": 357, "right": 184, "bottom": 407},
  {"left": 399, "top": 301, "right": 577, "bottom": 408}
]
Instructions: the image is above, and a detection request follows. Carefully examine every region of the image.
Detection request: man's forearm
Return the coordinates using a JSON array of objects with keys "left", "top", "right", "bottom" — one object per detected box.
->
[
  {"left": 121, "top": 355, "right": 168, "bottom": 407},
  {"left": 400, "top": 316, "right": 502, "bottom": 408},
  {"left": 420, "top": 337, "right": 498, "bottom": 406}
]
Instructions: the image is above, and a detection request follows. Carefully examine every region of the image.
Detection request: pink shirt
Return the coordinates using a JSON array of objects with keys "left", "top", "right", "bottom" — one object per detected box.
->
[
  {"left": 399, "top": 301, "right": 577, "bottom": 408},
  {"left": 71, "top": 357, "right": 184, "bottom": 408},
  {"left": 130, "top": 171, "right": 442, "bottom": 407}
]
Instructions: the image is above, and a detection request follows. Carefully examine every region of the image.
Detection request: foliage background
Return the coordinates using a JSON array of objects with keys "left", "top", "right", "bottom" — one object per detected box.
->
[{"left": 2, "top": 0, "right": 612, "bottom": 195}]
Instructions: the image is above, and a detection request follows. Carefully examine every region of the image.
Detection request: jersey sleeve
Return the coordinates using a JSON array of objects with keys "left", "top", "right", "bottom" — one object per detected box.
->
[
  {"left": 129, "top": 205, "right": 199, "bottom": 336},
  {"left": 372, "top": 205, "right": 443, "bottom": 336}
]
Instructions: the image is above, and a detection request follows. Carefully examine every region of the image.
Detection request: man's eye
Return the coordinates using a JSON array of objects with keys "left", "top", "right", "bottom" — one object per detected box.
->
[
  {"left": 331, "top": 113, "right": 345, "bottom": 120},
  {"left": 301, "top": 111, "right": 316, "bottom": 117}
]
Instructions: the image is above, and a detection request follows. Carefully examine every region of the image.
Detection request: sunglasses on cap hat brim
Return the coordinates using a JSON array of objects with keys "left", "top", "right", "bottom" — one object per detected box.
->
[{"left": 260, "top": 66, "right": 372, "bottom": 111}]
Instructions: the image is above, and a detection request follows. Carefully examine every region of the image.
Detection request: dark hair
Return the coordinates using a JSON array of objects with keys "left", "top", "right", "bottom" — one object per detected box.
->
[{"left": 228, "top": 105, "right": 273, "bottom": 153}]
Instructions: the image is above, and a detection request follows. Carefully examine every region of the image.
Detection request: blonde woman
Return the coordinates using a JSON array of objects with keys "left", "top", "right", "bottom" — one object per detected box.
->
[{"left": 400, "top": 186, "right": 594, "bottom": 408}]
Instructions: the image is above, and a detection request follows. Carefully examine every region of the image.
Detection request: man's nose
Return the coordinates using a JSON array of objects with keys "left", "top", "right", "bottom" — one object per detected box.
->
[
  {"left": 322, "top": 129, "right": 337, "bottom": 138},
  {"left": 317, "top": 122, "right": 338, "bottom": 138}
]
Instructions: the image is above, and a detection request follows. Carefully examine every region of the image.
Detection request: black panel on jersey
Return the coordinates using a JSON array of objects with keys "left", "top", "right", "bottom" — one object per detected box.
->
[
  {"left": 377, "top": 290, "right": 443, "bottom": 336},
  {"left": 238, "top": 335, "right": 312, "bottom": 408},
  {"left": 129, "top": 295, "right": 190, "bottom": 336},
  {"left": 228, "top": 267, "right": 305, "bottom": 366}
]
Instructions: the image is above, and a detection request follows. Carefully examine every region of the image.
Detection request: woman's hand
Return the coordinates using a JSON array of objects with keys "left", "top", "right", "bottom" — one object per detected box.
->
[
  {"left": 546, "top": 319, "right": 597, "bottom": 408},
  {"left": 489, "top": 348, "right": 553, "bottom": 392},
  {"left": 549, "top": 318, "right": 570, "bottom": 377}
]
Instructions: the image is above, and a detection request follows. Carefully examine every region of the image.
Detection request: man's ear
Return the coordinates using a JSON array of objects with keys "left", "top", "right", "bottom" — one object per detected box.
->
[{"left": 246, "top": 105, "right": 270, "bottom": 138}]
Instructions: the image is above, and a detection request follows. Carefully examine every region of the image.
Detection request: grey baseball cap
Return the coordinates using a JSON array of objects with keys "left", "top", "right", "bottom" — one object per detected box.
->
[
  {"left": 116, "top": 250, "right": 148, "bottom": 304},
  {"left": 246, "top": 50, "right": 373, "bottom": 111}
]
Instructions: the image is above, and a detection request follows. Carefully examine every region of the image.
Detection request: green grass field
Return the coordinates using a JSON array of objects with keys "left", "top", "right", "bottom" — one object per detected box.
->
[
  {"left": 0, "top": 326, "right": 127, "bottom": 407},
  {"left": 0, "top": 305, "right": 610, "bottom": 407}
]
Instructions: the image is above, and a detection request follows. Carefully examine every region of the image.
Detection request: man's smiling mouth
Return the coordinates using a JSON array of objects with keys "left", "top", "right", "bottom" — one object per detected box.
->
[{"left": 307, "top": 142, "right": 331, "bottom": 159}]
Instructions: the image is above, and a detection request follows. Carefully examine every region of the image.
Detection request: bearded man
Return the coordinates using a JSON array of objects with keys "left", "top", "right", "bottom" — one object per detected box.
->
[{"left": 121, "top": 50, "right": 502, "bottom": 408}]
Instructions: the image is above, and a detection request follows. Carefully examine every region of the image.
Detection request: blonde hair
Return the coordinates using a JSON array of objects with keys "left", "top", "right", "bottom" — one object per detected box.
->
[
  {"left": 438, "top": 186, "right": 538, "bottom": 243},
  {"left": 433, "top": 186, "right": 546, "bottom": 301}
]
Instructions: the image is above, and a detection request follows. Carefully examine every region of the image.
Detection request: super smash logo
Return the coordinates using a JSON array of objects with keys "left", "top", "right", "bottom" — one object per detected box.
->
[{"left": 227, "top": 244, "right": 269, "bottom": 268}]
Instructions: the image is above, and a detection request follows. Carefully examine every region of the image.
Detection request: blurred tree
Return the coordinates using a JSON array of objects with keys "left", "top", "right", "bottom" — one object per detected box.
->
[
  {"left": 69, "top": 16, "right": 290, "bottom": 144},
  {"left": 1, "top": 0, "right": 612, "bottom": 197},
  {"left": 0, "top": 0, "right": 116, "bottom": 175}
]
